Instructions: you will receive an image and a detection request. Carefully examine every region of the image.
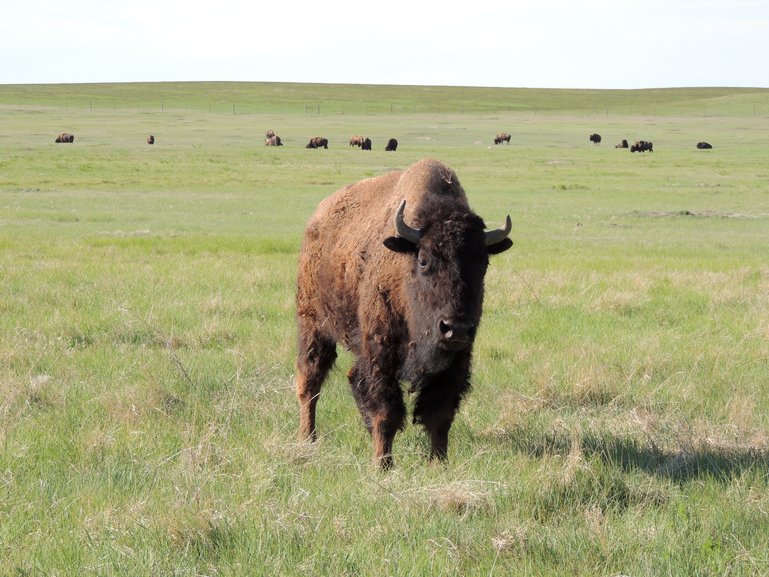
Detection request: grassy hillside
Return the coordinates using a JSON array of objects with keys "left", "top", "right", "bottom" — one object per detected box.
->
[
  {"left": 2, "top": 81, "right": 769, "bottom": 115},
  {"left": 1, "top": 82, "right": 769, "bottom": 576}
]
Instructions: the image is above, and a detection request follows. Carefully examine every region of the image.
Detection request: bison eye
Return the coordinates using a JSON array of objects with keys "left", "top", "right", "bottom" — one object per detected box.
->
[{"left": 418, "top": 256, "right": 428, "bottom": 269}]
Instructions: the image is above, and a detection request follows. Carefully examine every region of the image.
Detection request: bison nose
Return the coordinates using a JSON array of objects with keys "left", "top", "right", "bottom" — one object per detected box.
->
[{"left": 439, "top": 319, "right": 475, "bottom": 348}]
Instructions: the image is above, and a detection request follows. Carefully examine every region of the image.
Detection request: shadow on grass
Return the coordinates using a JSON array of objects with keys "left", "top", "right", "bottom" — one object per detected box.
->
[{"left": 491, "top": 426, "right": 769, "bottom": 483}]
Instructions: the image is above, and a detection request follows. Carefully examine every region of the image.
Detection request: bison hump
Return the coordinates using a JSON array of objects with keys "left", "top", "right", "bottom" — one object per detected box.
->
[{"left": 393, "top": 158, "right": 469, "bottom": 210}]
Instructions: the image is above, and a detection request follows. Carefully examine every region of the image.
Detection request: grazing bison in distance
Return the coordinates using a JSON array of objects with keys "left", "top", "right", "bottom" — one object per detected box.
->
[
  {"left": 589, "top": 133, "right": 602, "bottom": 144},
  {"left": 697, "top": 141, "right": 713, "bottom": 149},
  {"left": 385, "top": 138, "right": 398, "bottom": 152},
  {"left": 147, "top": 135, "right": 155, "bottom": 145},
  {"left": 296, "top": 158, "right": 513, "bottom": 468},
  {"left": 306, "top": 136, "right": 329, "bottom": 149},
  {"left": 265, "top": 135, "right": 283, "bottom": 146},
  {"left": 55, "top": 133, "right": 74, "bottom": 143},
  {"left": 349, "top": 135, "right": 365, "bottom": 147},
  {"left": 494, "top": 132, "right": 511, "bottom": 145},
  {"left": 615, "top": 139, "right": 628, "bottom": 148},
  {"left": 631, "top": 140, "right": 653, "bottom": 153},
  {"left": 361, "top": 137, "right": 372, "bottom": 150}
]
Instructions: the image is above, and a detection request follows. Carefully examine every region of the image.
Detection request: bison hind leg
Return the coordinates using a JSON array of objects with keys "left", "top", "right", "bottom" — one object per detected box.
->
[
  {"left": 348, "top": 359, "right": 373, "bottom": 434},
  {"left": 296, "top": 333, "right": 337, "bottom": 441}
]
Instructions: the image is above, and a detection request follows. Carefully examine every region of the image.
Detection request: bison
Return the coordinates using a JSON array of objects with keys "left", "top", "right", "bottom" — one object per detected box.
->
[
  {"left": 697, "top": 141, "right": 713, "bottom": 149},
  {"left": 55, "top": 133, "right": 74, "bottom": 143},
  {"left": 615, "top": 139, "right": 628, "bottom": 149},
  {"left": 295, "top": 158, "right": 513, "bottom": 468},
  {"left": 147, "top": 135, "right": 155, "bottom": 145},
  {"left": 361, "top": 137, "right": 372, "bottom": 150},
  {"left": 385, "top": 138, "right": 398, "bottom": 152},
  {"left": 349, "top": 135, "right": 365, "bottom": 147},
  {"left": 494, "top": 132, "right": 511, "bottom": 145},
  {"left": 265, "top": 135, "right": 283, "bottom": 146},
  {"left": 589, "top": 133, "right": 602, "bottom": 144},
  {"left": 306, "top": 136, "right": 329, "bottom": 149},
  {"left": 630, "top": 140, "right": 653, "bottom": 153}
]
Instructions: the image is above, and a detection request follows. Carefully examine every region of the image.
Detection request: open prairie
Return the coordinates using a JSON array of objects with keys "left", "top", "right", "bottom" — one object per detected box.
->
[{"left": 2, "top": 83, "right": 769, "bottom": 576}]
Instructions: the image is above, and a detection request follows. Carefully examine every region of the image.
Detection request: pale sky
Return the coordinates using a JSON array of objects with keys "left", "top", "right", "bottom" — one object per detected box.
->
[{"left": 2, "top": 0, "right": 767, "bottom": 88}]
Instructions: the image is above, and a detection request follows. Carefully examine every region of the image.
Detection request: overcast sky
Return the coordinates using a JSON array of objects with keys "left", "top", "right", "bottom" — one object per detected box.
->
[{"left": 2, "top": 0, "right": 767, "bottom": 89}]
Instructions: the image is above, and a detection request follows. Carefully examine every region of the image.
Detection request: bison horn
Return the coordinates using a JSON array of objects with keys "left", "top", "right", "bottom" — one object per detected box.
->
[
  {"left": 394, "top": 200, "right": 421, "bottom": 243},
  {"left": 485, "top": 215, "right": 512, "bottom": 246}
]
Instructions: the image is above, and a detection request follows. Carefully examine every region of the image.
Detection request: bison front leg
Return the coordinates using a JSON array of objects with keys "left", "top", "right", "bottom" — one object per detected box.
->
[
  {"left": 413, "top": 361, "right": 472, "bottom": 462},
  {"left": 421, "top": 408, "right": 456, "bottom": 461},
  {"left": 296, "top": 332, "right": 337, "bottom": 441}
]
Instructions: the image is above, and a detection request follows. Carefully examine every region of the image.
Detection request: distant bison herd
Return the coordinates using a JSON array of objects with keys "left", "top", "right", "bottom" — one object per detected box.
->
[
  {"left": 587, "top": 133, "right": 714, "bottom": 152},
  {"left": 49, "top": 129, "right": 715, "bottom": 152},
  {"left": 261, "top": 132, "right": 398, "bottom": 151},
  {"left": 49, "top": 130, "right": 400, "bottom": 150}
]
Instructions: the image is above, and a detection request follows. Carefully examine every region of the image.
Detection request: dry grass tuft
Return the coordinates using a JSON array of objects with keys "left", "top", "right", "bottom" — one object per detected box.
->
[
  {"left": 491, "top": 524, "right": 533, "bottom": 556},
  {"left": 403, "top": 480, "right": 501, "bottom": 517}
]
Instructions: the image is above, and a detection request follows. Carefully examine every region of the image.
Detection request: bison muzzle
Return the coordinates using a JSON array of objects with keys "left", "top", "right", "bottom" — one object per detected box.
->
[{"left": 295, "top": 158, "right": 513, "bottom": 468}]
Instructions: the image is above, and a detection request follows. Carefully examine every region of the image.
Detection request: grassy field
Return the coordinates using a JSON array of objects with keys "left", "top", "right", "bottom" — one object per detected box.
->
[{"left": 2, "top": 82, "right": 769, "bottom": 576}]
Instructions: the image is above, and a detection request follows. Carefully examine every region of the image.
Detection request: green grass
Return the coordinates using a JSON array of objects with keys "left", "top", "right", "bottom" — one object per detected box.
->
[{"left": 1, "top": 82, "right": 769, "bottom": 576}]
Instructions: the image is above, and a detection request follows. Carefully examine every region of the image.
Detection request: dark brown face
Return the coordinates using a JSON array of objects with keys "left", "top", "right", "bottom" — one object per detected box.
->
[
  {"left": 384, "top": 209, "right": 510, "bottom": 376},
  {"left": 408, "top": 215, "right": 489, "bottom": 352}
]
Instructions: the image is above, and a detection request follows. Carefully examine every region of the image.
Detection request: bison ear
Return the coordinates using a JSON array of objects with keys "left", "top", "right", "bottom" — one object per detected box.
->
[
  {"left": 383, "top": 236, "right": 416, "bottom": 253},
  {"left": 487, "top": 238, "right": 513, "bottom": 255}
]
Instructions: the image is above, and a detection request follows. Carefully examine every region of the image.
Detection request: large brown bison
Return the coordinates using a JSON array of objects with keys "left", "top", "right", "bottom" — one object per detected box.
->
[
  {"left": 696, "top": 141, "right": 713, "bottom": 149},
  {"left": 385, "top": 138, "right": 398, "bottom": 152},
  {"left": 306, "top": 136, "right": 328, "bottom": 149},
  {"left": 349, "top": 135, "right": 365, "bottom": 147},
  {"left": 361, "top": 137, "right": 372, "bottom": 150},
  {"left": 295, "top": 158, "right": 513, "bottom": 468},
  {"left": 147, "top": 135, "right": 155, "bottom": 145},
  {"left": 631, "top": 140, "right": 653, "bottom": 153},
  {"left": 55, "top": 133, "right": 74, "bottom": 143},
  {"left": 494, "top": 132, "right": 511, "bottom": 145},
  {"left": 589, "top": 133, "right": 602, "bottom": 144},
  {"left": 265, "top": 135, "right": 283, "bottom": 146}
]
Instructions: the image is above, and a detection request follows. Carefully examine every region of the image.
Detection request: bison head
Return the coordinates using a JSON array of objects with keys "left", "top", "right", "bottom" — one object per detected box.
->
[{"left": 383, "top": 200, "right": 512, "bottom": 379}]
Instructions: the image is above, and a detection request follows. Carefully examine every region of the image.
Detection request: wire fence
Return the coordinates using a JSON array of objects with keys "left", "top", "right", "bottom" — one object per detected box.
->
[{"left": 3, "top": 99, "right": 769, "bottom": 118}]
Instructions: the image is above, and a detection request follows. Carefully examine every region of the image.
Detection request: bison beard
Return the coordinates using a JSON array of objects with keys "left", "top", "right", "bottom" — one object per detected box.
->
[{"left": 295, "top": 158, "right": 512, "bottom": 468}]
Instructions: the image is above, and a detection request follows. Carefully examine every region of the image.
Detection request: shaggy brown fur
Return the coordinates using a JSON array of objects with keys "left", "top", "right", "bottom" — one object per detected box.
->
[
  {"left": 349, "top": 135, "right": 365, "bottom": 147},
  {"left": 494, "top": 132, "right": 511, "bottom": 145},
  {"left": 306, "top": 136, "right": 328, "bottom": 149},
  {"left": 55, "top": 133, "right": 74, "bottom": 143},
  {"left": 295, "top": 158, "right": 512, "bottom": 468},
  {"left": 631, "top": 140, "right": 653, "bottom": 153}
]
